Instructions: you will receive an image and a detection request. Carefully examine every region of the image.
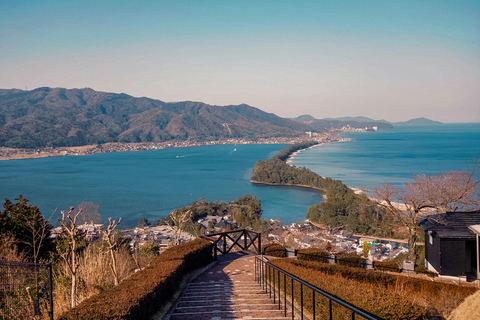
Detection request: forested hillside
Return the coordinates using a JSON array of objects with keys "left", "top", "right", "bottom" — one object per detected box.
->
[{"left": 0, "top": 87, "right": 309, "bottom": 148}]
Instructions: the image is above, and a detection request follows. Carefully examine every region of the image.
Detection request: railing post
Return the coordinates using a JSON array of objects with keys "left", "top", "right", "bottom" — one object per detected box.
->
[
  {"left": 301, "top": 283, "right": 303, "bottom": 320},
  {"left": 291, "top": 277, "right": 294, "bottom": 320},
  {"left": 48, "top": 262, "right": 53, "bottom": 320},
  {"left": 244, "top": 230, "right": 247, "bottom": 250},
  {"left": 312, "top": 289, "right": 315, "bottom": 320},
  {"left": 284, "top": 273, "right": 287, "bottom": 317},
  {"left": 223, "top": 234, "right": 226, "bottom": 254},
  {"left": 273, "top": 266, "right": 276, "bottom": 303},
  {"left": 258, "top": 232, "right": 262, "bottom": 254},
  {"left": 329, "top": 299, "right": 333, "bottom": 320},
  {"left": 278, "top": 270, "right": 281, "bottom": 310},
  {"left": 269, "top": 265, "right": 272, "bottom": 298}
]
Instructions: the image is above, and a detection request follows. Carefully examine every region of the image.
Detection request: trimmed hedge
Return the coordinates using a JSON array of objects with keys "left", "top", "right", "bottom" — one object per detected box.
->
[
  {"left": 297, "top": 248, "right": 328, "bottom": 263},
  {"left": 262, "top": 244, "right": 286, "bottom": 257},
  {"left": 58, "top": 238, "right": 214, "bottom": 320},
  {"left": 336, "top": 252, "right": 364, "bottom": 269},
  {"left": 374, "top": 260, "right": 401, "bottom": 273},
  {"left": 271, "top": 259, "right": 427, "bottom": 320},
  {"left": 270, "top": 258, "right": 477, "bottom": 319}
]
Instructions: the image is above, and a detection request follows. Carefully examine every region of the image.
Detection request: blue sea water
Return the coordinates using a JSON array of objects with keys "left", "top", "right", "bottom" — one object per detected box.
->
[
  {"left": 1, "top": 123, "right": 478, "bottom": 228},
  {"left": 0, "top": 144, "right": 322, "bottom": 227},
  {"left": 291, "top": 123, "right": 480, "bottom": 191}
]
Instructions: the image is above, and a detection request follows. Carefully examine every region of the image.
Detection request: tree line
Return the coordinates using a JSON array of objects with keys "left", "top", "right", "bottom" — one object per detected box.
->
[
  {"left": 160, "top": 195, "right": 269, "bottom": 239},
  {"left": 251, "top": 142, "right": 395, "bottom": 238},
  {"left": 0, "top": 196, "right": 159, "bottom": 317},
  {"left": 252, "top": 141, "right": 480, "bottom": 265}
]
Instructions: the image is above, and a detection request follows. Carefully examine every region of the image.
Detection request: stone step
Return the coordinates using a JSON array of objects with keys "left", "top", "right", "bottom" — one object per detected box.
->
[
  {"left": 177, "top": 298, "right": 274, "bottom": 307},
  {"left": 173, "top": 304, "right": 284, "bottom": 314},
  {"left": 168, "top": 255, "right": 292, "bottom": 320},
  {"left": 169, "top": 309, "right": 291, "bottom": 320}
]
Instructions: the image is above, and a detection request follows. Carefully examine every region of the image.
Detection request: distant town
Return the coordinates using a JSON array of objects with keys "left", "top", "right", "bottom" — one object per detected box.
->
[
  {"left": 0, "top": 125, "right": 378, "bottom": 160},
  {"left": 53, "top": 212, "right": 408, "bottom": 264}
]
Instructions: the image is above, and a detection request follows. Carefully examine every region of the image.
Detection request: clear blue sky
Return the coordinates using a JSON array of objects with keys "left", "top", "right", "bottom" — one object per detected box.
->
[{"left": 1, "top": 0, "right": 479, "bottom": 122}]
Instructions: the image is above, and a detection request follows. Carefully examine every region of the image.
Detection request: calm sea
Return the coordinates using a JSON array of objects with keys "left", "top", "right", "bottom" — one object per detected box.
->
[
  {"left": 0, "top": 144, "right": 322, "bottom": 227},
  {"left": 291, "top": 123, "right": 480, "bottom": 191},
  {"left": 1, "top": 123, "right": 478, "bottom": 228}
]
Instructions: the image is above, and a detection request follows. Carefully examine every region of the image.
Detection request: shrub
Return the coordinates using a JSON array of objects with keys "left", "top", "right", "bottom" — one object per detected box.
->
[
  {"left": 374, "top": 260, "right": 401, "bottom": 273},
  {"left": 58, "top": 238, "right": 214, "bottom": 320},
  {"left": 262, "top": 244, "right": 286, "bottom": 257},
  {"left": 269, "top": 258, "right": 477, "bottom": 319},
  {"left": 336, "top": 252, "right": 364, "bottom": 269},
  {"left": 414, "top": 264, "right": 437, "bottom": 278},
  {"left": 297, "top": 248, "right": 328, "bottom": 263},
  {"left": 270, "top": 259, "right": 427, "bottom": 320}
]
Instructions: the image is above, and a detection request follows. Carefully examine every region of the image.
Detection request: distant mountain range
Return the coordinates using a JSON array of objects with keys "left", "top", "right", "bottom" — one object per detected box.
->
[
  {"left": 0, "top": 87, "right": 442, "bottom": 148},
  {"left": 293, "top": 115, "right": 442, "bottom": 128}
]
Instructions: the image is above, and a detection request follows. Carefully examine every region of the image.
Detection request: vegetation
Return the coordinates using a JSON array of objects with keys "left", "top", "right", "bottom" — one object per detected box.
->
[
  {"left": 164, "top": 195, "right": 270, "bottom": 236},
  {"left": 362, "top": 240, "right": 369, "bottom": 258},
  {"left": 296, "top": 248, "right": 328, "bottom": 263},
  {"left": 0, "top": 87, "right": 307, "bottom": 148},
  {"left": 0, "top": 195, "right": 54, "bottom": 263},
  {"left": 251, "top": 142, "right": 396, "bottom": 238},
  {"left": 58, "top": 238, "right": 214, "bottom": 320},
  {"left": 270, "top": 258, "right": 427, "bottom": 320},
  {"left": 374, "top": 164, "right": 480, "bottom": 263},
  {"left": 270, "top": 258, "right": 476, "bottom": 319},
  {"left": 262, "top": 244, "right": 286, "bottom": 257}
]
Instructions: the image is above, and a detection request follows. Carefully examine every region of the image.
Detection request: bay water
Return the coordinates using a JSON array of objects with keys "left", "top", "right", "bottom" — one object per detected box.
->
[
  {"left": 0, "top": 144, "right": 322, "bottom": 227},
  {"left": 291, "top": 123, "right": 480, "bottom": 191},
  {"left": 1, "top": 123, "right": 478, "bottom": 228}
]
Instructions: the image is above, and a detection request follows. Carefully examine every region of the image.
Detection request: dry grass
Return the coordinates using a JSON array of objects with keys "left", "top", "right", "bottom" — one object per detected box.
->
[
  {"left": 271, "top": 258, "right": 477, "bottom": 319},
  {"left": 52, "top": 243, "right": 154, "bottom": 318},
  {"left": 448, "top": 289, "right": 480, "bottom": 320}
]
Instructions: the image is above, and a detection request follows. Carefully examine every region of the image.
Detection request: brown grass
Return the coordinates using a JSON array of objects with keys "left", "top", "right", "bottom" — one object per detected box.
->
[
  {"left": 448, "top": 289, "right": 480, "bottom": 320},
  {"left": 270, "top": 258, "right": 477, "bottom": 319}
]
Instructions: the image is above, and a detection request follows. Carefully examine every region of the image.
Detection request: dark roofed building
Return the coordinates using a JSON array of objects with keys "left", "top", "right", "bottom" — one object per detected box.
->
[{"left": 419, "top": 211, "right": 480, "bottom": 279}]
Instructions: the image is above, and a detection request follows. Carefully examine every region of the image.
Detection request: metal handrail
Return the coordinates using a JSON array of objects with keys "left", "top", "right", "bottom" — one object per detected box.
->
[{"left": 255, "top": 255, "right": 377, "bottom": 320}]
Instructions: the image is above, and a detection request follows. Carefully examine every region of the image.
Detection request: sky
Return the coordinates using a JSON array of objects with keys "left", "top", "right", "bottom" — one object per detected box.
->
[{"left": 1, "top": 0, "right": 479, "bottom": 123}]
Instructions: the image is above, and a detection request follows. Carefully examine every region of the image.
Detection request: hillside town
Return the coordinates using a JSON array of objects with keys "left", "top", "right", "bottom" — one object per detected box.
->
[{"left": 0, "top": 125, "right": 378, "bottom": 160}]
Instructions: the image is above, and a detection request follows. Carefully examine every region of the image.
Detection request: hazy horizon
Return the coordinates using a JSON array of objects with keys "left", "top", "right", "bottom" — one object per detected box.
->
[{"left": 1, "top": 1, "right": 479, "bottom": 123}]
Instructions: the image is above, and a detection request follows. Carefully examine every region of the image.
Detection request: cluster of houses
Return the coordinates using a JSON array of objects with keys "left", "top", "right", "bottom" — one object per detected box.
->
[
  {"left": 50, "top": 210, "right": 480, "bottom": 282},
  {"left": 268, "top": 221, "right": 408, "bottom": 261}
]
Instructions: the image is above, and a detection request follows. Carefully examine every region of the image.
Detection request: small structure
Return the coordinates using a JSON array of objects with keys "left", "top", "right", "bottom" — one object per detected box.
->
[{"left": 419, "top": 211, "right": 480, "bottom": 279}]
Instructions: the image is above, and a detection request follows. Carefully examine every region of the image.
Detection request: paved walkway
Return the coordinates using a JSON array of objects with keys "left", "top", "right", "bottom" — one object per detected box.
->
[{"left": 169, "top": 252, "right": 291, "bottom": 320}]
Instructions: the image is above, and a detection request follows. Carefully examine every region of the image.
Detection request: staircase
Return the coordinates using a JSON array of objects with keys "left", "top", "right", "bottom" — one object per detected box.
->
[{"left": 169, "top": 253, "right": 292, "bottom": 320}]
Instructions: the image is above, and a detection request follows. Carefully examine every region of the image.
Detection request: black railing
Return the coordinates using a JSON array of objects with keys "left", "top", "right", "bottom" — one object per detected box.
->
[
  {"left": 201, "top": 229, "right": 261, "bottom": 260},
  {"left": 0, "top": 260, "right": 53, "bottom": 320},
  {"left": 262, "top": 249, "right": 437, "bottom": 276},
  {"left": 255, "top": 256, "right": 377, "bottom": 320}
]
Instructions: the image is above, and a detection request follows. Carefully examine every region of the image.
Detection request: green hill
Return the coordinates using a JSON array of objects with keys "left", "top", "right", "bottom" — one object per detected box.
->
[{"left": 0, "top": 87, "right": 309, "bottom": 148}]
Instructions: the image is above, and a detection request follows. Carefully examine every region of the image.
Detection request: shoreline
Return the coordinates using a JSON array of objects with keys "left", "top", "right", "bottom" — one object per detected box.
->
[
  {"left": 0, "top": 136, "right": 325, "bottom": 161},
  {"left": 0, "top": 127, "right": 365, "bottom": 162},
  {"left": 285, "top": 136, "right": 351, "bottom": 165},
  {"left": 250, "top": 180, "right": 327, "bottom": 200}
]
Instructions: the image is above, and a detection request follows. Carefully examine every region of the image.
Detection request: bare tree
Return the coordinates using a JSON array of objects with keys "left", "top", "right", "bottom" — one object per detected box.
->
[
  {"left": 57, "top": 207, "right": 84, "bottom": 308},
  {"left": 374, "top": 165, "right": 480, "bottom": 264},
  {"left": 19, "top": 210, "right": 54, "bottom": 264},
  {"left": 102, "top": 217, "right": 121, "bottom": 286},
  {"left": 78, "top": 202, "right": 101, "bottom": 225},
  {"left": 170, "top": 209, "right": 191, "bottom": 245}
]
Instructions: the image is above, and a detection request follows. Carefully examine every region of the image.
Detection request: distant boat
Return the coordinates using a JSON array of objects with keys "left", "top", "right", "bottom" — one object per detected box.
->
[{"left": 233, "top": 148, "right": 237, "bottom": 152}]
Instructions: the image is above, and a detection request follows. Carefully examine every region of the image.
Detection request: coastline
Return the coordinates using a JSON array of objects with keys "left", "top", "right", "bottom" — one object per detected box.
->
[
  {"left": 0, "top": 126, "right": 367, "bottom": 162},
  {"left": 250, "top": 179, "right": 327, "bottom": 200},
  {"left": 285, "top": 137, "right": 351, "bottom": 165},
  {"left": 0, "top": 136, "right": 320, "bottom": 161}
]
